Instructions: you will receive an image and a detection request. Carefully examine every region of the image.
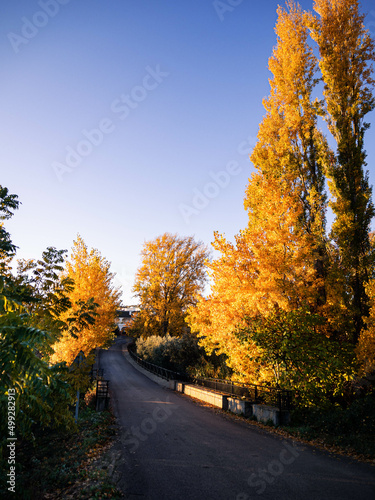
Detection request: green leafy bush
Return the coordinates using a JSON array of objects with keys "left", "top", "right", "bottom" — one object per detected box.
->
[{"left": 136, "top": 334, "right": 231, "bottom": 378}]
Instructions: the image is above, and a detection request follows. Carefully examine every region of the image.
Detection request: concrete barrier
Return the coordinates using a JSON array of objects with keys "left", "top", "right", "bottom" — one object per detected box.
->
[
  {"left": 176, "top": 382, "right": 184, "bottom": 393},
  {"left": 183, "top": 384, "right": 228, "bottom": 410},
  {"left": 252, "top": 404, "right": 280, "bottom": 426},
  {"left": 123, "top": 347, "right": 172, "bottom": 389},
  {"left": 227, "top": 397, "right": 253, "bottom": 418}
]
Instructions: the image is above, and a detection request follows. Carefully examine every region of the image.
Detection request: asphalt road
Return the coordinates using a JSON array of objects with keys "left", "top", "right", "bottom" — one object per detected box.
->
[{"left": 101, "top": 338, "right": 375, "bottom": 500}]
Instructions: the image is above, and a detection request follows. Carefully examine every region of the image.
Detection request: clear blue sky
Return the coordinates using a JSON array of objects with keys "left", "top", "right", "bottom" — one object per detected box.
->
[{"left": 1, "top": 0, "right": 375, "bottom": 304}]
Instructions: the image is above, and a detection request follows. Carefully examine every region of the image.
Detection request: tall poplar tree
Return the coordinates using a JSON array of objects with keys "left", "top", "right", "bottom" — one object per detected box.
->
[
  {"left": 189, "top": 2, "right": 331, "bottom": 384},
  {"left": 252, "top": 1, "right": 328, "bottom": 241},
  {"left": 250, "top": 1, "right": 331, "bottom": 307},
  {"left": 311, "top": 0, "right": 375, "bottom": 342}
]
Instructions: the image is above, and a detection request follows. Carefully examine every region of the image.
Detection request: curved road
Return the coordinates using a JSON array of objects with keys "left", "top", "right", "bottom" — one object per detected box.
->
[{"left": 101, "top": 338, "right": 375, "bottom": 500}]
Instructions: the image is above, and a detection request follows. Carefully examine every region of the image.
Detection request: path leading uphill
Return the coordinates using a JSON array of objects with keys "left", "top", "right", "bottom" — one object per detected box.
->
[{"left": 101, "top": 338, "right": 375, "bottom": 500}]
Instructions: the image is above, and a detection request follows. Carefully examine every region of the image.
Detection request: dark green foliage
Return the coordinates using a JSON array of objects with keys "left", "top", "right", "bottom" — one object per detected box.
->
[
  {"left": 0, "top": 308, "right": 75, "bottom": 448},
  {"left": 0, "top": 403, "right": 120, "bottom": 499},
  {"left": 0, "top": 186, "right": 75, "bottom": 458},
  {"left": 14, "top": 247, "right": 75, "bottom": 354},
  {"left": 287, "top": 393, "right": 375, "bottom": 457},
  {"left": 237, "top": 308, "right": 357, "bottom": 406},
  {"left": 312, "top": 0, "right": 375, "bottom": 342},
  {"left": 66, "top": 298, "right": 99, "bottom": 339},
  {"left": 0, "top": 186, "right": 19, "bottom": 258}
]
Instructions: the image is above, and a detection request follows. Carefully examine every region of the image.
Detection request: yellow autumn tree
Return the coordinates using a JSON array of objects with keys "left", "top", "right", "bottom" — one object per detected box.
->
[
  {"left": 253, "top": 1, "right": 328, "bottom": 238},
  {"left": 190, "top": 1, "right": 374, "bottom": 399},
  {"left": 189, "top": 174, "right": 320, "bottom": 384},
  {"left": 132, "top": 233, "right": 209, "bottom": 337},
  {"left": 357, "top": 277, "right": 375, "bottom": 376},
  {"left": 51, "top": 236, "right": 121, "bottom": 365},
  {"left": 357, "top": 233, "right": 375, "bottom": 376},
  {"left": 188, "top": 1, "right": 331, "bottom": 385}
]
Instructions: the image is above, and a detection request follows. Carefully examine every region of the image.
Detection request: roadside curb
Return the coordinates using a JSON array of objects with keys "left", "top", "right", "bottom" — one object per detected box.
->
[{"left": 121, "top": 344, "right": 174, "bottom": 390}]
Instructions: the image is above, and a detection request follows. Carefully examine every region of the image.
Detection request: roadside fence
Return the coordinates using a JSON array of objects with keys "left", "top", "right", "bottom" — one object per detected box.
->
[{"left": 127, "top": 343, "right": 293, "bottom": 410}]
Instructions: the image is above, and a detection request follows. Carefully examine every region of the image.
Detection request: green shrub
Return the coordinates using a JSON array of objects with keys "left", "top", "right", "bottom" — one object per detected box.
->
[
  {"left": 288, "top": 394, "right": 375, "bottom": 457},
  {"left": 135, "top": 334, "right": 231, "bottom": 378}
]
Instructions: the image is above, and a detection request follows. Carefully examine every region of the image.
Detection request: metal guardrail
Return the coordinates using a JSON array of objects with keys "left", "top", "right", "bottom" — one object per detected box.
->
[
  {"left": 96, "top": 379, "right": 110, "bottom": 411},
  {"left": 90, "top": 368, "right": 104, "bottom": 382},
  {"left": 127, "top": 343, "right": 191, "bottom": 382},
  {"left": 127, "top": 343, "right": 293, "bottom": 410},
  {"left": 193, "top": 377, "right": 293, "bottom": 411}
]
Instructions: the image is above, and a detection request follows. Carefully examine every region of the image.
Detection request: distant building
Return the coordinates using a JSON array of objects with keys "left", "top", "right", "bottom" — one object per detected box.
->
[{"left": 115, "top": 305, "right": 140, "bottom": 333}]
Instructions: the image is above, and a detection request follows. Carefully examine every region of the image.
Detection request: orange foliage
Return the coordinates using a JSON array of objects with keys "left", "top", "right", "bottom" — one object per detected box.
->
[
  {"left": 133, "top": 233, "right": 209, "bottom": 337},
  {"left": 188, "top": 2, "right": 329, "bottom": 383},
  {"left": 189, "top": 174, "right": 320, "bottom": 383},
  {"left": 51, "top": 236, "right": 121, "bottom": 365},
  {"left": 357, "top": 279, "right": 375, "bottom": 376},
  {"left": 191, "top": 0, "right": 374, "bottom": 389}
]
